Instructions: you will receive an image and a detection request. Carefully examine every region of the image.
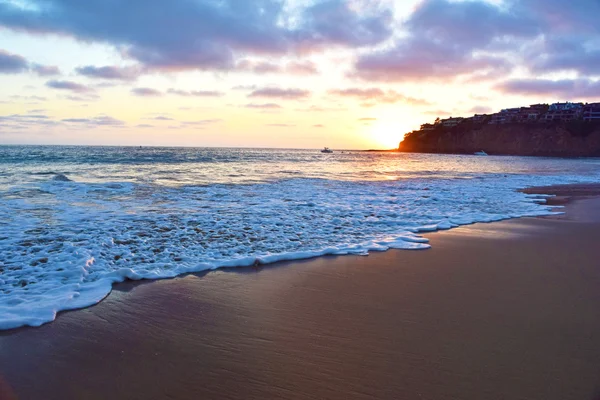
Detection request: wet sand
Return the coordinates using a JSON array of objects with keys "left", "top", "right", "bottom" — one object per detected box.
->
[{"left": 1, "top": 185, "right": 600, "bottom": 400}]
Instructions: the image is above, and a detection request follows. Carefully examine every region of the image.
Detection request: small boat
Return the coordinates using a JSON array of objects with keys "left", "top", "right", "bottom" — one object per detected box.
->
[
  {"left": 474, "top": 150, "right": 488, "bottom": 156},
  {"left": 321, "top": 147, "right": 333, "bottom": 153}
]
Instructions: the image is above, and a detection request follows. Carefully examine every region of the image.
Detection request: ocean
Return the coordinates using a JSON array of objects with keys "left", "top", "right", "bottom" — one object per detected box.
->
[{"left": 1, "top": 145, "right": 599, "bottom": 330}]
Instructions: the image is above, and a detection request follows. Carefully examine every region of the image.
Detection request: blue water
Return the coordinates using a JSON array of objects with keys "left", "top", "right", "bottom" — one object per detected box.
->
[{"left": 1, "top": 145, "right": 599, "bottom": 330}]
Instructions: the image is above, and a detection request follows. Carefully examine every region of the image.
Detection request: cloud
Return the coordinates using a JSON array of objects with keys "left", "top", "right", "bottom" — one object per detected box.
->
[
  {"left": 64, "top": 94, "right": 100, "bottom": 102},
  {"left": 148, "top": 116, "right": 174, "bottom": 121},
  {"left": 313, "top": 124, "right": 324, "bottom": 128},
  {"left": 353, "top": 0, "right": 539, "bottom": 82},
  {"left": 235, "top": 59, "right": 319, "bottom": 75},
  {"left": 293, "top": 0, "right": 393, "bottom": 50},
  {"left": 167, "top": 89, "right": 223, "bottom": 97},
  {"left": 295, "top": 105, "right": 346, "bottom": 112},
  {"left": 10, "top": 95, "right": 47, "bottom": 101},
  {"left": 0, "top": 49, "right": 29, "bottom": 73},
  {"left": 495, "top": 78, "right": 600, "bottom": 99},
  {"left": 77, "top": 65, "right": 142, "bottom": 81},
  {"left": 329, "top": 88, "right": 430, "bottom": 105},
  {"left": 0, "top": 0, "right": 393, "bottom": 72},
  {"left": 358, "top": 117, "right": 376, "bottom": 121},
  {"left": 231, "top": 85, "right": 257, "bottom": 91},
  {"left": 136, "top": 124, "right": 154, "bottom": 128},
  {"left": 236, "top": 60, "right": 282, "bottom": 74},
  {"left": 46, "top": 80, "right": 94, "bottom": 93},
  {"left": 32, "top": 64, "right": 60, "bottom": 76},
  {"left": 131, "top": 87, "right": 162, "bottom": 97},
  {"left": 248, "top": 88, "right": 310, "bottom": 100},
  {"left": 424, "top": 109, "right": 455, "bottom": 117},
  {"left": 0, "top": 49, "right": 61, "bottom": 77},
  {"left": 0, "top": 113, "right": 60, "bottom": 128},
  {"left": 181, "top": 119, "right": 222, "bottom": 128},
  {"left": 244, "top": 103, "right": 282, "bottom": 109},
  {"left": 286, "top": 61, "right": 318, "bottom": 75},
  {"left": 469, "top": 105, "right": 492, "bottom": 114},
  {"left": 62, "top": 115, "right": 125, "bottom": 126}
]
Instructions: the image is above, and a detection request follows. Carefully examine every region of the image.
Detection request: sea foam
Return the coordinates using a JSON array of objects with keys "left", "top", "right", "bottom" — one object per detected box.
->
[{"left": 0, "top": 149, "right": 599, "bottom": 330}]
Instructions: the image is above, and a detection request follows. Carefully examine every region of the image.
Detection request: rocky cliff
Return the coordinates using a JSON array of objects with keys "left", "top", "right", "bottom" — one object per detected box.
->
[{"left": 399, "top": 121, "right": 600, "bottom": 157}]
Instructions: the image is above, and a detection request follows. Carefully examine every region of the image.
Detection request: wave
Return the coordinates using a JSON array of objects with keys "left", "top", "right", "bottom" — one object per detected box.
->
[
  {"left": 1, "top": 172, "right": 594, "bottom": 330},
  {"left": 51, "top": 173, "right": 72, "bottom": 182}
]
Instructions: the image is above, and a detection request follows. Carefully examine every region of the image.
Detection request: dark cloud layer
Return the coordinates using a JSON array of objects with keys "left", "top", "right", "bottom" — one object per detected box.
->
[
  {"left": 0, "top": 0, "right": 393, "bottom": 71},
  {"left": 353, "top": 0, "right": 600, "bottom": 87},
  {"left": 354, "top": 0, "right": 538, "bottom": 82}
]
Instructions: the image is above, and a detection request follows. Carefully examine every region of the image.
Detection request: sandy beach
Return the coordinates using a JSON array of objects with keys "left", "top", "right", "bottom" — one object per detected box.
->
[{"left": 1, "top": 185, "right": 599, "bottom": 400}]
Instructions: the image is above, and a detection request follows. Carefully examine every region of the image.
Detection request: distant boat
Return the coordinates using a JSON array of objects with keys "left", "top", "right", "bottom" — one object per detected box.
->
[
  {"left": 474, "top": 151, "right": 488, "bottom": 156},
  {"left": 321, "top": 147, "right": 333, "bottom": 153}
]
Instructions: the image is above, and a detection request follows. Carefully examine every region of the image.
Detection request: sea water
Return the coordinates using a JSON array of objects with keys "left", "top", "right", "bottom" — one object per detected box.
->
[{"left": 1, "top": 145, "right": 599, "bottom": 330}]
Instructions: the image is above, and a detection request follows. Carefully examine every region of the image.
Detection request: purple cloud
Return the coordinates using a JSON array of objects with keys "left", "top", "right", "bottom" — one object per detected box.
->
[
  {"left": 46, "top": 80, "right": 94, "bottom": 93},
  {"left": 329, "top": 88, "right": 430, "bottom": 105},
  {"left": 0, "top": 0, "right": 393, "bottom": 72},
  {"left": 181, "top": 119, "right": 222, "bottom": 126},
  {"left": 248, "top": 88, "right": 310, "bottom": 100},
  {"left": 0, "top": 49, "right": 28, "bottom": 73},
  {"left": 77, "top": 65, "right": 141, "bottom": 81},
  {"left": 167, "top": 89, "right": 223, "bottom": 97},
  {"left": 131, "top": 87, "right": 162, "bottom": 97},
  {"left": 32, "top": 64, "right": 61, "bottom": 76},
  {"left": 10, "top": 95, "right": 47, "bottom": 101},
  {"left": 244, "top": 103, "right": 282, "bottom": 109},
  {"left": 64, "top": 94, "right": 100, "bottom": 102},
  {"left": 496, "top": 78, "right": 600, "bottom": 99},
  {"left": 469, "top": 106, "right": 492, "bottom": 114},
  {"left": 266, "top": 123, "right": 295, "bottom": 127},
  {"left": 235, "top": 59, "right": 319, "bottom": 75},
  {"left": 295, "top": 105, "right": 346, "bottom": 112},
  {"left": 286, "top": 61, "right": 318, "bottom": 76},
  {"left": 62, "top": 115, "right": 125, "bottom": 126},
  {"left": 294, "top": 0, "right": 393, "bottom": 50},
  {"left": 231, "top": 85, "right": 257, "bottom": 91},
  {"left": 236, "top": 60, "right": 282, "bottom": 74},
  {"left": 353, "top": 0, "right": 539, "bottom": 82},
  {"left": 149, "top": 116, "right": 174, "bottom": 121}
]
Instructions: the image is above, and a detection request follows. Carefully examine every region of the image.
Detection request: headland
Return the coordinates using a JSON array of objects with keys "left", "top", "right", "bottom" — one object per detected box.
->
[{"left": 400, "top": 102, "right": 600, "bottom": 157}]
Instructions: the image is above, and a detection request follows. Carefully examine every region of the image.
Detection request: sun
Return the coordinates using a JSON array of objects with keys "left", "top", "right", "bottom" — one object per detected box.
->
[{"left": 369, "top": 120, "right": 403, "bottom": 149}]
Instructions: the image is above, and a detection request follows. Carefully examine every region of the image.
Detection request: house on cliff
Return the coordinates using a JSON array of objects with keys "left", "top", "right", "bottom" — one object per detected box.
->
[
  {"left": 583, "top": 103, "right": 600, "bottom": 121},
  {"left": 441, "top": 117, "right": 464, "bottom": 127},
  {"left": 544, "top": 102, "right": 583, "bottom": 122},
  {"left": 549, "top": 102, "right": 583, "bottom": 111}
]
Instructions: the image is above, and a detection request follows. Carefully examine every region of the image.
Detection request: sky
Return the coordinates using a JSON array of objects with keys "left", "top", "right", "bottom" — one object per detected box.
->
[{"left": 0, "top": 0, "right": 599, "bottom": 149}]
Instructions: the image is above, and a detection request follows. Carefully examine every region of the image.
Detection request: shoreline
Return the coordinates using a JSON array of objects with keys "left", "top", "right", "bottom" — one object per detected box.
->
[
  {"left": 1, "top": 183, "right": 599, "bottom": 332},
  {"left": 1, "top": 183, "right": 599, "bottom": 399}
]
